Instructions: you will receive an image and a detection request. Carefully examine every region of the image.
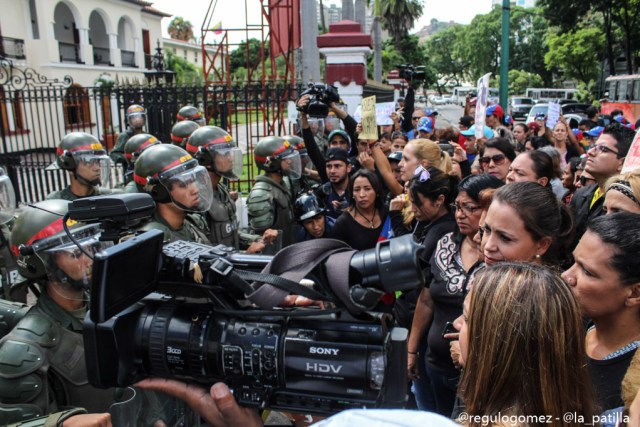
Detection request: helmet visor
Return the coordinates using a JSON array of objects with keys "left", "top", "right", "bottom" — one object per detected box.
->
[
  {"left": 212, "top": 147, "right": 243, "bottom": 181},
  {"left": 44, "top": 235, "right": 112, "bottom": 288},
  {"left": 0, "top": 172, "right": 16, "bottom": 222},
  {"left": 163, "top": 165, "right": 213, "bottom": 212},
  {"left": 307, "top": 118, "right": 325, "bottom": 136},
  {"left": 128, "top": 113, "right": 146, "bottom": 129},
  {"left": 74, "top": 153, "right": 111, "bottom": 188},
  {"left": 281, "top": 151, "right": 302, "bottom": 180}
]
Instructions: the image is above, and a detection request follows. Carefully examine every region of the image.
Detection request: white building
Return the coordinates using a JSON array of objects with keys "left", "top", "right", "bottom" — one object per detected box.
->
[
  {"left": 0, "top": 0, "right": 172, "bottom": 87},
  {"left": 163, "top": 37, "right": 221, "bottom": 71}
]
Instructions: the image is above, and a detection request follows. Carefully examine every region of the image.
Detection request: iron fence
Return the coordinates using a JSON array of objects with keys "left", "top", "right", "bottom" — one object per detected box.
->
[{"left": 0, "top": 61, "right": 304, "bottom": 203}]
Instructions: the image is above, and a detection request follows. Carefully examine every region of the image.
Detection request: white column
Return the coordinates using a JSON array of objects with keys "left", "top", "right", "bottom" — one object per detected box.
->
[
  {"left": 78, "top": 27, "right": 90, "bottom": 64},
  {"left": 109, "top": 33, "right": 120, "bottom": 66}
]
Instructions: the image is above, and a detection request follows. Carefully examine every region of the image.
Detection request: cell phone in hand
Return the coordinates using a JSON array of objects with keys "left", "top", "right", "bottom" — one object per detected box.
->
[{"left": 442, "top": 321, "right": 457, "bottom": 340}]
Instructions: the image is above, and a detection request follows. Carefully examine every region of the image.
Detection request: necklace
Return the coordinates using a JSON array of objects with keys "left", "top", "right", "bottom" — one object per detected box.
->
[{"left": 355, "top": 206, "right": 377, "bottom": 228}]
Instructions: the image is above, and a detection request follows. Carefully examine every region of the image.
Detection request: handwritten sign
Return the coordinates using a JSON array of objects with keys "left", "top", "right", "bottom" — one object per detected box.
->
[
  {"left": 359, "top": 96, "right": 378, "bottom": 140},
  {"left": 547, "top": 102, "right": 561, "bottom": 129},
  {"left": 622, "top": 129, "right": 640, "bottom": 173},
  {"left": 475, "top": 72, "right": 491, "bottom": 139},
  {"left": 353, "top": 102, "right": 396, "bottom": 126}
]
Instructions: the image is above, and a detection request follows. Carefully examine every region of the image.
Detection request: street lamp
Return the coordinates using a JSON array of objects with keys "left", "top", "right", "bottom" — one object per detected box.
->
[{"left": 144, "top": 40, "right": 175, "bottom": 85}]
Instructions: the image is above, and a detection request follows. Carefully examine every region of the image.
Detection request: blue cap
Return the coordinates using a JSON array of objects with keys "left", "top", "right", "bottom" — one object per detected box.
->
[
  {"left": 460, "top": 124, "right": 494, "bottom": 138},
  {"left": 535, "top": 112, "right": 546, "bottom": 120},
  {"left": 327, "top": 129, "right": 351, "bottom": 147},
  {"left": 613, "top": 114, "right": 624, "bottom": 123},
  {"left": 572, "top": 128, "right": 581, "bottom": 136},
  {"left": 486, "top": 104, "right": 504, "bottom": 118},
  {"left": 425, "top": 108, "right": 438, "bottom": 117},
  {"left": 585, "top": 126, "right": 604, "bottom": 137},
  {"left": 505, "top": 115, "right": 513, "bottom": 125},
  {"left": 417, "top": 117, "right": 434, "bottom": 133}
]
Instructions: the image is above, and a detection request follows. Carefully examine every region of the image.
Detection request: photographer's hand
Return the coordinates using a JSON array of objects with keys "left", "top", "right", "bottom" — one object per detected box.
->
[
  {"left": 63, "top": 413, "right": 112, "bottom": 427},
  {"left": 136, "top": 379, "right": 263, "bottom": 427},
  {"left": 261, "top": 229, "right": 279, "bottom": 245},
  {"left": 329, "top": 102, "right": 347, "bottom": 120},
  {"left": 297, "top": 95, "right": 310, "bottom": 128}
]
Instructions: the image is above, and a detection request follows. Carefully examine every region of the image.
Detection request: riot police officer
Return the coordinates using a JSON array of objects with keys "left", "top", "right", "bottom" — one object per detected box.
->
[
  {"left": 0, "top": 200, "right": 114, "bottom": 426},
  {"left": 110, "top": 104, "right": 147, "bottom": 165},
  {"left": 294, "top": 192, "right": 335, "bottom": 242},
  {"left": 186, "top": 126, "right": 268, "bottom": 252},
  {"left": 171, "top": 120, "right": 200, "bottom": 148},
  {"left": 176, "top": 105, "right": 206, "bottom": 127},
  {"left": 247, "top": 136, "right": 301, "bottom": 249},
  {"left": 133, "top": 144, "right": 213, "bottom": 243},
  {"left": 46, "top": 132, "right": 115, "bottom": 201},
  {"left": 122, "top": 133, "right": 160, "bottom": 192}
]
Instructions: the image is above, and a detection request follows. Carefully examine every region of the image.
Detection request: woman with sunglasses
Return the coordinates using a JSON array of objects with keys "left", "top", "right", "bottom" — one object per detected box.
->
[
  {"left": 603, "top": 169, "right": 640, "bottom": 214},
  {"left": 562, "top": 213, "right": 640, "bottom": 413},
  {"left": 478, "top": 137, "right": 516, "bottom": 182},
  {"left": 407, "top": 174, "right": 503, "bottom": 415}
]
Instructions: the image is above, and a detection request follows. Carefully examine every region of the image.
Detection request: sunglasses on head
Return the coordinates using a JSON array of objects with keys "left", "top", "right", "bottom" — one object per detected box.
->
[{"left": 479, "top": 154, "right": 507, "bottom": 166}]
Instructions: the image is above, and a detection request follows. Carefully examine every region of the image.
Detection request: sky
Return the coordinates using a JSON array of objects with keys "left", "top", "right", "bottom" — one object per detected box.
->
[{"left": 150, "top": 0, "right": 494, "bottom": 43}]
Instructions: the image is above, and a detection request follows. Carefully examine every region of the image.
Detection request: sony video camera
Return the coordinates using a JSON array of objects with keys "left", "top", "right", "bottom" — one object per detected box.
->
[
  {"left": 82, "top": 207, "right": 425, "bottom": 415},
  {"left": 397, "top": 64, "right": 426, "bottom": 82},
  {"left": 296, "top": 82, "right": 341, "bottom": 118}
]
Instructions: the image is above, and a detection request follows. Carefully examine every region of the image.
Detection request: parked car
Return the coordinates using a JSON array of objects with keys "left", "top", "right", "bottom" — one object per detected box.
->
[
  {"left": 441, "top": 95, "right": 453, "bottom": 104},
  {"left": 431, "top": 96, "right": 446, "bottom": 105},
  {"left": 508, "top": 97, "right": 534, "bottom": 120},
  {"left": 561, "top": 103, "right": 591, "bottom": 115}
]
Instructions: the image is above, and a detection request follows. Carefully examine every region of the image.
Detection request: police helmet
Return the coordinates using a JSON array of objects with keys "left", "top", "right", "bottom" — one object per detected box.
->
[{"left": 186, "top": 126, "right": 243, "bottom": 180}]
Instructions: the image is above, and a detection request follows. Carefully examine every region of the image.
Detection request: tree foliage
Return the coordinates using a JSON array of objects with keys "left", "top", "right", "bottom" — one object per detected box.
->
[
  {"left": 229, "top": 39, "right": 267, "bottom": 73},
  {"left": 544, "top": 27, "right": 605, "bottom": 86},
  {"left": 165, "top": 50, "right": 203, "bottom": 85},
  {"left": 168, "top": 17, "right": 194, "bottom": 42},
  {"left": 492, "top": 70, "right": 544, "bottom": 96},
  {"left": 379, "top": 0, "right": 424, "bottom": 57},
  {"left": 423, "top": 25, "right": 470, "bottom": 87}
]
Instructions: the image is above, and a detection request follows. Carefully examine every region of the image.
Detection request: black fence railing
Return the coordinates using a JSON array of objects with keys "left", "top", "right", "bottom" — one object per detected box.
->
[
  {"left": 0, "top": 82, "right": 304, "bottom": 203},
  {"left": 0, "top": 37, "right": 26, "bottom": 60},
  {"left": 59, "top": 41, "right": 81, "bottom": 63},
  {"left": 93, "top": 47, "right": 111, "bottom": 65},
  {"left": 121, "top": 50, "right": 136, "bottom": 67}
]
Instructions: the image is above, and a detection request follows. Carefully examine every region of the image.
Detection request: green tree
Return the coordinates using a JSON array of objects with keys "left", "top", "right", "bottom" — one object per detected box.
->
[
  {"left": 509, "top": 7, "right": 553, "bottom": 86},
  {"left": 229, "top": 39, "right": 265, "bottom": 73},
  {"left": 424, "top": 25, "right": 469, "bottom": 87},
  {"left": 544, "top": 27, "right": 605, "bottom": 86},
  {"left": 165, "top": 50, "right": 203, "bottom": 85},
  {"left": 379, "top": 0, "right": 424, "bottom": 57},
  {"left": 460, "top": 7, "right": 502, "bottom": 81},
  {"left": 168, "top": 17, "right": 194, "bottom": 42}
]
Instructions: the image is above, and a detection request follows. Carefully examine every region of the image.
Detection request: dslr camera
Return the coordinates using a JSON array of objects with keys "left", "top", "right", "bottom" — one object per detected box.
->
[
  {"left": 297, "top": 82, "right": 340, "bottom": 118},
  {"left": 78, "top": 194, "right": 425, "bottom": 416},
  {"left": 397, "top": 64, "right": 426, "bottom": 82}
]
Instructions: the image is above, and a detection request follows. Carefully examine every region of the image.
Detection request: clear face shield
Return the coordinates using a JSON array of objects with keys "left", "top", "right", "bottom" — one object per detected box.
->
[
  {"left": 74, "top": 152, "right": 111, "bottom": 187},
  {"left": 212, "top": 147, "right": 243, "bottom": 181},
  {"left": 299, "top": 151, "right": 311, "bottom": 176},
  {"left": 32, "top": 224, "right": 111, "bottom": 290},
  {"left": 307, "top": 118, "right": 325, "bottom": 136},
  {"left": 0, "top": 168, "right": 16, "bottom": 223},
  {"left": 324, "top": 116, "right": 341, "bottom": 134},
  {"left": 281, "top": 151, "right": 302, "bottom": 180},
  {"left": 128, "top": 113, "right": 146, "bottom": 129},
  {"left": 161, "top": 164, "right": 213, "bottom": 212}
]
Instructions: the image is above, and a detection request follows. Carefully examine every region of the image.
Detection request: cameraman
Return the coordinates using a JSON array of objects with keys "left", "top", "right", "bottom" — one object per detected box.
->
[{"left": 297, "top": 94, "right": 358, "bottom": 182}]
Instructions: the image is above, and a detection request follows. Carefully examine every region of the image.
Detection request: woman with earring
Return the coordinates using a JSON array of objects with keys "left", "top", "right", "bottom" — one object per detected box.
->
[
  {"left": 562, "top": 213, "right": 640, "bottom": 413},
  {"left": 331, "top": 169, "right": 386, "bottom": 251},
  {"left": 481, "top": 182, "right": 574, "bottom": 268}
]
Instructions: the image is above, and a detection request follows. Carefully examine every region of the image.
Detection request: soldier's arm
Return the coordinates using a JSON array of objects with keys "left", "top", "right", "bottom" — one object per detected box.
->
[{"left": 245, "top": 184, "right": 275, "bottom": 235}]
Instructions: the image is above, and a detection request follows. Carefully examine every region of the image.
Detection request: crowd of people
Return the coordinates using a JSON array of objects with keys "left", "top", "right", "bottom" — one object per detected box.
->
[{"left": 1, "top": 88, "right": 640, "bottom": 427}]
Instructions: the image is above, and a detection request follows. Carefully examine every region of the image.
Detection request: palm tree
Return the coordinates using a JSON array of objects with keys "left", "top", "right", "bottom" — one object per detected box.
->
[
  {"left": 168, "top": 17, "right": 194, "bottom": 42},
  {"left": 379, "top": 0, "right": 423, "bottom": 47}
]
